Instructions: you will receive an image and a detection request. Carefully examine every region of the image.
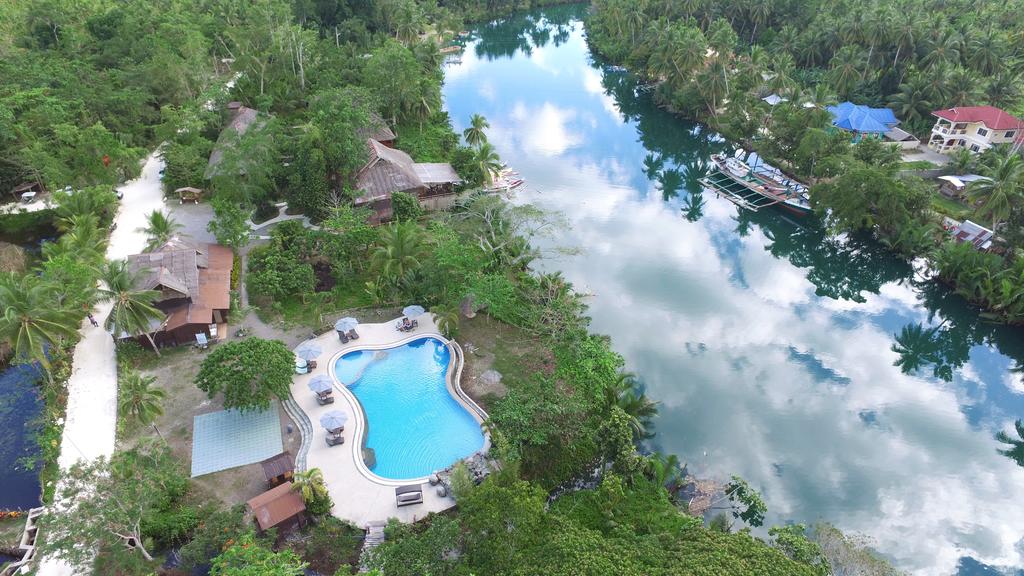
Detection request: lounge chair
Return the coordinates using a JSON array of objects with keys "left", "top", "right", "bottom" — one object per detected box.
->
[
  {"left": 326, "top": 433, "right": 345, "bottom": 446},
  {"left": 395, "top": 484, "right": 423, "bottom": 507},
  {"left": 194, "top": 333, "right": 209, "bottom": 350},
  {"left": 339, "top": 330, "right": 350, "bottom": 343},
  {"left": 316, "top": 393, "right": 335, "bottom": 406},
  {"left": 347, "top": 329, "right": 359, "bottom": 340}
]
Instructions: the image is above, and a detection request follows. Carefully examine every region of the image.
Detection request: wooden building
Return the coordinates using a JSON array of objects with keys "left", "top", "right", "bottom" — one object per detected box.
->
[
  {"left": 354, "top": 139, "right": 462, "bottom": 223},
  {"left": 260, "top": 452, "right": 296, "bottom": 488},
  {"left": 247, "top": 481, "right": 307, "bottom": 533},
  {"left": 124, "top": 238, "right": 232, "bottom": 348}
]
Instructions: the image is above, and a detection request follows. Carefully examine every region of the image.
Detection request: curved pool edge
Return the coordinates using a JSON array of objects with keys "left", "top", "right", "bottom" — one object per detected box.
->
[{"left": 325, "top": 331, "right": 491, "bottom": 487}]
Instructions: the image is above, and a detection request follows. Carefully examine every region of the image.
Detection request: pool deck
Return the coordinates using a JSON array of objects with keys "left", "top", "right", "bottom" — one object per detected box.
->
[{"left": 289, "top": 315, "right": 486, "bottom": 528}]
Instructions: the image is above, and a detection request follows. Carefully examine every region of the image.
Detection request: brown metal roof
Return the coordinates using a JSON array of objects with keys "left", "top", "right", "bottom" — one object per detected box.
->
[
  {"left": 126, "top": 241, "right": 232, "bottom": 333},
  {"left": 355, "top": 139, "right": 423, "bottom": 204},
  {"left": 260, "top": 452, "right": 295, "bottom": 481},
  {"left": 247, "top": 481, "right": 305, "bottom": 531},
  {"left": 413, "top": 163, "right": 462, "bottom": 185},
  {"left": 357, "top": 112, "right": 397, "bottom": 143}
]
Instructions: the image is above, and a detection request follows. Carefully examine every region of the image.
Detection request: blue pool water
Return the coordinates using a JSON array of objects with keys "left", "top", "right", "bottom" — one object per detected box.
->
[{"left": 334, "top": 337, "right": 485, "bottom": 480}]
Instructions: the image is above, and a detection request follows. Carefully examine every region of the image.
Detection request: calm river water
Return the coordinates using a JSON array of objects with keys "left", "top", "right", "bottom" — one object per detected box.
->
[{"left": 443, "top": 6, "right": 1024, "bottom": 575}]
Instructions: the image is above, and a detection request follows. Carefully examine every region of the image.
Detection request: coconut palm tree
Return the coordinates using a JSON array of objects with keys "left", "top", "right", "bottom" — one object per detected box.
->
[
  {"left": 139, "top": 210, "right": 183, "bottom": 252},
  {"left": 0, "top": 273, "right": 81, "bottom": 381},
  {"left": 370, "top": 222, "right": 428, "bottom": 287},
  {"left": 54, "top": 186, "right": 118, "bottom": 231},
  {"left": 645, "top": 452, "right": 686, "bottom": 496},
  {"left": 604, "top": 371, "right": 659, "bottom": 441},
  {"left": 969, "top": 149, "right": 1024, "bottom": 230},
  {"left": 827, "top": 46, "right": 868, "bottom": 97},
  {"left": 473, "top": 142, "right": 503, "bottom": 185},
  {"left": 118, "top": 370, "right": 166, "bottom": 438},
  {"left": 967, "top": 27, "right": 1005, "bottom": 76},
  {"left": 920, "top": 30, "right": 962, "bottom": 70},
  {"left": 293, "top": 467, "right": 330, "bottom": 502},
  {"left": 949, "top": 148, "right": 975, "bottom": 175},
  {"left": 463, "top": 114, "right": 490, "bottom": 148},
  {"left": 996, "top": 420, "right": 1024, "bottom": 467},
  {"left": 98, "top": 260, "right": 166, "bottom": 355},
  {"left": 889, "top": 75, "right": 934, "bottom": 129},
  {"left": 946, "top": 67, "right": 983, "bottom": 107}
]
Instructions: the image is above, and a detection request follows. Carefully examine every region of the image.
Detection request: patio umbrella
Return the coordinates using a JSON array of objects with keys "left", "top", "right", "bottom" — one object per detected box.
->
[
  {"left": 402, "top": 304, "right": 426, "bottom": 318},
  {"left": 334, "top": 317, "right": 359, "bottom": 332},
  {"left": 320, "top": 410, "right": 349, "bottom": 431},
  {"left": 307, "top": 375, "right": 334, "bottom": 395},
  {"left": 294, "top": 342, "right": 323, "bottom": 361}
]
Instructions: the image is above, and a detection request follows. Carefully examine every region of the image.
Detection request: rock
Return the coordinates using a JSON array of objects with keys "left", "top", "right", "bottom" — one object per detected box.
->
[
  {"left": 479, "top": 369, "right": 502, "bottom": 387},
  {"left": 436, "top": 485, "right": 448, "bottom": 497}
]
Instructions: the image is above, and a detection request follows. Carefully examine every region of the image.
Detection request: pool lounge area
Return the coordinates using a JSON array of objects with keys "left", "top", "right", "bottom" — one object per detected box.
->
[{"left": 288, "top": 314, "right": 489, "bottom": 527}]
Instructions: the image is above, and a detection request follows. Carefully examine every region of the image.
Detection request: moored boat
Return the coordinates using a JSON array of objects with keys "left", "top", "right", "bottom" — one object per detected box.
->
[{"left": 707, "top": 153, "right": 813, "bottom": 216}]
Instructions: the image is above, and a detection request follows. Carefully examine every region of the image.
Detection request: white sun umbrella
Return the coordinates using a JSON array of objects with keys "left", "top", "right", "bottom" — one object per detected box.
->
[
  {"left": 307, "top": 375, "right": 334, "bottom": 395},
  {"left": 335, "top": 317, "right": 359, "bottom": 332},
  {"left": 402, "top": 304, "right": 426, "bottom": 318},
  {"left": 319, "top": 410, "right": 349, "bottom": 431},
  {"left": 294, "top": 341, "right": 323, "bottom": 361}
]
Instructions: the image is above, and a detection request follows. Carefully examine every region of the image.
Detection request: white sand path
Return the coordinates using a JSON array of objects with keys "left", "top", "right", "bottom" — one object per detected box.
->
[{"left": 36, "top": 151, "right": 166, "bottom": 576}]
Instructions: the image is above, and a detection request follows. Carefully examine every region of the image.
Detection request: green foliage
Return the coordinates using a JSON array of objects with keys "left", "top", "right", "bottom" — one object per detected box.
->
[
  {"left": 194, "top": 337, "right": 294, "bottom": 412},
  {"left": 208, "top": 196, "right": 252, "bottom": 251},
  {"left": 725, "top": 475, "right": 768, "bottom": 528},
  {"left": 139, "top": 209, "right": 184, "bottom": 251},
  {"left": 288, "top": 126, "right": 331, "bottom": 221},
  {"left": 177, "top": 505, "right": 248, "bottom": 572},
  {"left": 292, "top": 468, "right": 334, "bottom": 517},
  {"left": 141, "top": 502, "right": 200, "bottom": 550},
  {"left": 769, "top": 524, "right": 830, "bottom": 576},
  {"left": 0, "top": 271, "right": 81, "bottom": 378},
  {"left": 37, "top": 441, "right": 187, "bottom": 566},
  {"left": 99, "top": 259, "right": 166, "bottom": 354},
  {"left": 390, "top": 191, "right": 423, "bottom": 222},
  {"left": 210, "top": 531, "right": 308, "bottom": 576},
  {"left": 163, "top": 138, "right": 213, "bottom": 193},
  {"left": 247, "top": 244, "right": 317, "bottom": 301},
  {"left": 292, "top": 517, "right": 364, "bottom": 575},
  {"left": 118, "top": 370, "right": 166, "bottom": 431},
  {"left": 0, "top": 210, "right": 58, "bottom": 242}
]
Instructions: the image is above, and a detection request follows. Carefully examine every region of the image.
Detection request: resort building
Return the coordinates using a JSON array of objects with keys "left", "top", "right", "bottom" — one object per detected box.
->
[
  {"left": 205, "top": 101, "right": 264, "bottom": 179},
  {"left": 354, "top": 139, "right": 462, "bottom": 223},
  {"left": 937, "top": 174, "right": 992, "bottom": 200},
  {"left": 827, "top": 101, "right": 919, "bottom": 149},
  {"left": 124, "top": 238, "right": 232, "bottom": 348},
  {"left": 927, "top": 106, "right": 1024, "bottom": 154}
]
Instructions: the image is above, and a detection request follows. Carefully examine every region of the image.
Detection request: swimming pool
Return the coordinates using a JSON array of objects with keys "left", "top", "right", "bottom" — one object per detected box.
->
[{"left": 334, "top": 337, "right": 485, "bottom": 480}]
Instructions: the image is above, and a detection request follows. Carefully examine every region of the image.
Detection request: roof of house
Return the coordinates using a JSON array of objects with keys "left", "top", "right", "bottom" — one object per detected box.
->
[
  {"left": 355, "top": 139, "right": 426, "bottom": 203},
  {"left": 931, "top": 106, "right": 1024, "bottom": 130},
  {"left": 953, "top": 219, "right": 994, "bottom": 249},
  {"left": 357, "top": 112, "right": 397, "bottom": 143},
  {"left": 413, "top": 163, "right": 463, "bottom": 185},
  {"left": 938, "top": 174, "right": 992, "bottom": 189},
  {"left": 205, "top": 106, "right": 262, "bottom": 179},
  {"left": 885, "top": 126, "right": 919, "bottom": 143},
  {"left": 827, "top": 102, "right": 899, "bottom": 133},
  {"left": 260, "top": 452, "right": 295, "bottom": 481},
  {"left": 126, "top": 240, "right": 232, "bottom": 332},
  {"left": 247, "top": 481, "right": 306, "bottom": 531}
]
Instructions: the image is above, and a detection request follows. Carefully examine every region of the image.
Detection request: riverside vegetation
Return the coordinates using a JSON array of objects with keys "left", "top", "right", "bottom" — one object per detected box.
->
[
  {"left": 587, "top": 0, "right": 1024, "bottom": 325},
  {"left": 3, "top": 0, "right": 901, "bottom": 574}
]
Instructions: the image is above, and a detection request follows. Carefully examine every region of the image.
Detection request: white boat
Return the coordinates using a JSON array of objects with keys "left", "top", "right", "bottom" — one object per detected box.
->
[{"left": 723, "top": 156, "right": 750, "bottom": 178}]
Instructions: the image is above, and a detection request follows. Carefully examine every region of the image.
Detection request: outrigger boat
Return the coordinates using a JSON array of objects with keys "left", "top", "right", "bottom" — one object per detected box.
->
[{"left": 702, "top": 152, "right": 813, "bottom": 216}]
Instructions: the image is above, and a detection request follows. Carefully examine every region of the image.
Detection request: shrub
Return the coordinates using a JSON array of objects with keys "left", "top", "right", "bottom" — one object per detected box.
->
[{"left": 390, "top": 191, "right": 423, "bottom": 222}]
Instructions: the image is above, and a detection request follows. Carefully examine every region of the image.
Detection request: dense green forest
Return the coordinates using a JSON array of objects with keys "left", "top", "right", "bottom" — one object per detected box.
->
[
  {"left": 588, "top": 0, "right": 1024, "bottom": 325},
  {"left": 0, "top": 0, "right": 909, "bottom": 574}
]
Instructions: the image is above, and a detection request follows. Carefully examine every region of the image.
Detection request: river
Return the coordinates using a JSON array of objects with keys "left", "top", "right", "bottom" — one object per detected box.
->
[
  {"left": 442, "top": 5, "right": 1024, "bottom": 575},
  {"left": 0, "top": 362, "right": 43, "bottom": 511}
]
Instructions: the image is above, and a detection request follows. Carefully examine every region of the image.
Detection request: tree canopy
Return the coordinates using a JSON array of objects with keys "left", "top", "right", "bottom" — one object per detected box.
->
[{"left": 194, "top": 337, "right": 294, "bottom": 412}]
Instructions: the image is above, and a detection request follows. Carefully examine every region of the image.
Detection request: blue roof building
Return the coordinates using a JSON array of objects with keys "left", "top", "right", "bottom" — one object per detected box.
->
[{"left": 826, "top": 102, "right": 899, "bottom": 134}]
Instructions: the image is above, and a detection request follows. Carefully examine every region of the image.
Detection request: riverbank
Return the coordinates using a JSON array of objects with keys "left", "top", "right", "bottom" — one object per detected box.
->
[{"left": 583, "top": 11, "right": 1024, "bottom": 327}]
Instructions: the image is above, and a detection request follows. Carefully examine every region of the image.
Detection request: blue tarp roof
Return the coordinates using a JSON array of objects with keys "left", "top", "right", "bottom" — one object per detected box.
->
[{"left": 827, "top": 102, "right": 898, "bottom": 133}]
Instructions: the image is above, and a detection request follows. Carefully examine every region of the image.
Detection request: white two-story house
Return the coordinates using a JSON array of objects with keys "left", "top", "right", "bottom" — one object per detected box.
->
[{"left": 928, "top": 106, "right": 1024, "bottom": 154}]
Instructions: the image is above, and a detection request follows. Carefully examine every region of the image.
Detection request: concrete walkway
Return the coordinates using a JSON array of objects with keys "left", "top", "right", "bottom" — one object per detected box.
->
[
  {"left": 291, "top": 316, "right": 484, "bottom": 528},
  {"left": 37, "top": 151, "right": 166, "bottom": 576}
]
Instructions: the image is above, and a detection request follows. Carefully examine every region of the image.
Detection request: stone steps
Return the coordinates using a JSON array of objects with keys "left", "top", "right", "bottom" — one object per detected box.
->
[{"left": 358, "top": 521, "right": 387, "bottom": 573}]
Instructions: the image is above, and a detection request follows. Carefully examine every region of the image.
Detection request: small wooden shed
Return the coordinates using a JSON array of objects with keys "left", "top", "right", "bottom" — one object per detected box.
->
[
  {"left": 247, "top": 481, "right": 306, "bottom": 532},
  {"left": 260, "top": 452, "right": 295, "bottom": 488}
]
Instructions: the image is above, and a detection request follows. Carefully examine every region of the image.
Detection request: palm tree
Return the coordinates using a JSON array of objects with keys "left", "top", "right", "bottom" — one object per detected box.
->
[
  {"left": 967, "top": 27, "right": 1005, "bottom": 76},
  {"left": 463, "top": 114, "right": 490, "bottom": 148},
  {"left": 827, "top": 46, "right": 867, "bottom": 97},
  {"left": 889, "top": 75, "right": 934, "bottom": 129},
  {"left": 54, "top": 187, "right": 117, "bottom": 231},
  {"left": 430, "top": 303, "right": 460, "bottom": 338},
  {"left": 985, "top": 70, "right": 1022, "bottom": 109},
  {"left": 645, "top": 452, "right": 686, "bottom": 496},
  {"left": 370, "top": 222, "right": 428, "bottom": 287},
  {"left": 473, "top": 142, "right": 503, "bottom": 185},
  {"left": 996, "top": 420, "right": 1024, "bottom": 467},
  {"left": 118, "top": 370, "right": 166, "bottom": 439},
  {"left": 139, "top": 210, "right": 183, "bottom": 252},
  {"left": 292, "top": 467, "right": 332, "bottom": 508},
  {"left": 949, "top": 148, "right": 975, "bottom": 175},
  {"left": 603, "top": 371, "right": 659, "bottom": 440},
  {"left": 98, "top": 260, "right": 166, "bottom": 355},
  {"left": 0, "top": 273, "right": 81, "bottom": 381},
  {"left": 968, "top": 149, "right": 1024, "bottom": 230},
  {"left": 946, "top": 67, "right": 983, "bottom": 107},
  {"left": 891, "top": 323, "right": 941, "bottom": 375},
  {"left": 890, "top": 12, "right": 921, "bottom": 68}
]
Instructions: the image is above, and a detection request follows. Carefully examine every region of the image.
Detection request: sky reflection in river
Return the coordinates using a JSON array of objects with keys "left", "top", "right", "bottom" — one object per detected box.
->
[{"left": 443, "top": 7, "right": 1024, "bottom": 575}]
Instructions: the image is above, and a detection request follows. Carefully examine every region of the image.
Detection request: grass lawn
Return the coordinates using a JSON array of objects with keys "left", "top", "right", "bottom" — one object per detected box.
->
[
  {"left": 930, "top": 193, "right": 972, "bottom": 221},
  {"left": 900, "top": 160, "right": 939, "bottom": 170},
  {"left": 456, "top": 313, "right": 554, "bottom": 412}
]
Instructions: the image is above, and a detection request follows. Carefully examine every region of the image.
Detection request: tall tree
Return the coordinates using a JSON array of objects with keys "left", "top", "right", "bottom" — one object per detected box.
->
[
  {"left": 194, "top": 337, "right": 295, "bottom": 412},
  {"left": 139, "top": 210, "right": 183, "bottom": 251},
  {"left": 968, "top": 148, "right": 1024, "bottom": 230},
  {"left": 463, "top": 113, "right": 490, "bottom": 148},
  {"left": 99, "top": 260, "right": 166, "bottom": 355},
  {"left": 118, "top": 370, "right": 167, "bottom": 439},
  {"left": 0, "top": 272, "right": 80, "bottom": 380}
]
